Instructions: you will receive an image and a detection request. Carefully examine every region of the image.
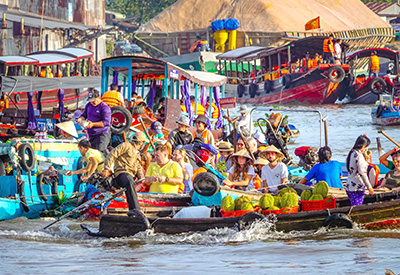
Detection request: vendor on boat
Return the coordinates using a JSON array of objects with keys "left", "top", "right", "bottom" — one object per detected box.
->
[
  {"left": 193, "top": 114, "right": 215, "bottom": 146},
  {"left": 56, "top": 120, "right": 78, "bottom": 141},
  {"left": 101, "top": 83, "right": 124, "bottom": 108},
  {"left": 369, "top": 51, "right": 380, "bottom": 78},
  {"left": 379, "top": 147, "right": 400, "bottom": 170},
  {"left": 344, "top": 135, "right": 374, "bottom": 206},
  {"left": 260, "top": 145, "right": 288, "bottom": 194},
  {"left": 216, "top": 141, "right": 234, "bottom": 171},
  {"left": 298, "top": 146, "right": 343, "bottom": 188},
  {"left": 224, "top": 105, "right": 253, "bottom": 136},
  {"left": 223, "top": 150, "right": 256, "bottom": 191},
  {"left": 66, "top": 139, "right": 105, "bottom": 182},
  {"left": 145, "top": 144, "right": 184, "bottom": 193},
  {"left": 379, "top": 152, "right": 400, "bottom": 191},
  {"left": 322, "top": 34, "right": 335, "bottom": 64},
  {"left": 76, "top": 89, "right": 111, "bottom": 153},
  {"left": 168, "top": 115, "right": 194, "bottom": 150},
  {"left": 101, "top": 132, "right": 146, "bottom": 213}
]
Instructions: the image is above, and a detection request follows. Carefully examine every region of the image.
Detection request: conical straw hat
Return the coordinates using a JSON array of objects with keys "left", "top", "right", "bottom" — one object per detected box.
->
[
  {"left": 260, "top": 145, "right": 284, "bottom": 158},
  {"left": 56, "top": 121, "right": 78, "bottom": 138},
  {"left": 254, "top": 157, "right": 269, "bottom": 165},
  {"left": 231, "top": 149, "right": 254, "bottom": 163}
]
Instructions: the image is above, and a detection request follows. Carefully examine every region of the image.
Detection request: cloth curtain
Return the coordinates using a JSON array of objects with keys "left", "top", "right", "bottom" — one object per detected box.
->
[
  {"left": 58, "top": 89, "right": 65, "bottom": 121},
  {"left": 132, "top": 79, "right": 137, "bottom": 97},
  {"left": 201, "top": 86, "right": 211, "bottom": 130},
  {"left": 36, "top": 91, "right": 43, "bottom": 113},
  {"left": 27, "top": 92, "right": 37, "bottom": 130},
  {"left": 181, "top": 79, "right": 193, "bottom": 124},
  {"left": 213, "top": 86, "right": 223, "bottom": 129},
  {"left": 148, "top": 80, "right": 156, "bottom": 107},
  {"left": 112, "top": 71, "right": 118, "bottom": 85}
]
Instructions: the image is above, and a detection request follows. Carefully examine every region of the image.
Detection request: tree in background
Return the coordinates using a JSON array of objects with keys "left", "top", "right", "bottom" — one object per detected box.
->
[
  {"left": 107, "top": 0, "right": 178, "bottom": 24},
  {"left": 361, "top": 0, "right": 396, "bottom": 2}
]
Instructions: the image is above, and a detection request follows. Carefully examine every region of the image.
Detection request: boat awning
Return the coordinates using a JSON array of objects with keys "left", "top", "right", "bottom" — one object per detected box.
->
[
  {"left": 346, "top": 48, "right": 399, "bottom": 61},
  {"left": 55, "top": 48, "right": 94, "bottom": 59},
  {"left": 175, "top": 68, "right": 227, "bottom": 87},
  {"left": 0, "top": 76, "right": 101, "bottom": 93},
  {"left": 26, "top": 52, "right": 79, "bottom": 66},
  {"left": 0, "top": 56, "right": 38, "bottom": 66},
  {"left": 216, "top": 46, "right": 268, "bottom": 61},
  {"left": 1, "top": 11, "right": 92, "bottom": 31}
]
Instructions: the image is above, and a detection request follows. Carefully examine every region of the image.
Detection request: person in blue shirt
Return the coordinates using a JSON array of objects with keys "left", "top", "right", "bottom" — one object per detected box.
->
[{"left": 299, "top": 146, "right": 343, "bottom": 188}]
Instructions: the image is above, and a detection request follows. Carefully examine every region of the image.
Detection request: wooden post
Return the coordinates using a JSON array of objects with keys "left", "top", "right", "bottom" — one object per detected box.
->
[
  {"left": 324, "top": 120, "right": 328, "bottom": 146},
  {"left": 376, "top": 137, "right": 383, "bottom": 157}
]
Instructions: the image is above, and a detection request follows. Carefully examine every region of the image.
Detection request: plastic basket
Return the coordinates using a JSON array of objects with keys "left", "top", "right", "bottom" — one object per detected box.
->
[
  {"left": 300, "top": 197, "right": 336, "bottom": 212},
  {"left": 260, "top": 205, "right": 300, "bottom": 215},
  {"left": 220, "top": 208, "right": 257, "bottom": 217}
]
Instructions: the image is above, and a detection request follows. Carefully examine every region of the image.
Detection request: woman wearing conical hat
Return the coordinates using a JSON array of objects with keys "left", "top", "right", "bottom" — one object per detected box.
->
[
  {"left": 56, "top": 121, "right": 78, "bottom": 141},
  {"left": 223, "top": 149, "right": 256, "bottom": 191},
  {"left": 260, "top": 145, "right": 288, "bottom": 194}
]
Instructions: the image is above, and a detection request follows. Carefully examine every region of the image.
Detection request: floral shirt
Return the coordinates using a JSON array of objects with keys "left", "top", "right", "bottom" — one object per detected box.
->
[{"left": 343, "top": 150, "right": 372, "bottom": 192}]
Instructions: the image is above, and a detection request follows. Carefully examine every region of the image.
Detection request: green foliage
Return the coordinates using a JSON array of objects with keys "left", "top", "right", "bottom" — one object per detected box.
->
[
  {"left": 106, "top": 39, "right": 115, "bottom": 57},
  {"left": 106, "top": 0, "right": 179, "bottom": 25},
  {"left": 53, "top": 191, "right": 68, "bottom": 206},
  {"left": 216, "top": 161, "right": 228, "bottom": 178}
]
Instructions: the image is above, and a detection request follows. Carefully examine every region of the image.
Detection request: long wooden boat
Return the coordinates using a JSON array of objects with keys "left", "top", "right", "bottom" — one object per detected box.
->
[
  {"left": 81, "top": 191, "right": 400, "bottom": 237},
  {"left": 371, "top": 94, "right": 400, "bottom": 126}
]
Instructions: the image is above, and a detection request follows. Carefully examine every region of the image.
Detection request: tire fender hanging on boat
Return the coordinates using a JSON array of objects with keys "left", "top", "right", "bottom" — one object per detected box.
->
[
  {"left": 370, "top": 78, "right": 387, "bottom": 95},
  {"left": 249, "top": 83, "right": 258, "bottom": 98},
  {"left": 282, "top": 74, "right": 291, "bottom": 89},
  {"left": 376, "top": 105, "right": 384, "bottom": 118},
  {"left": 36, "top": 174, "right": 58, "bottom": 202},
  {"left": 327, "top": 66, "right": 345, "bottom": 83},
  {"left": 323, "top": 213, "right": 353, "bottom": 229},
  {"left": 18, "top": 144, "right": 35, "bottom": 172},
  {"left": 17, "top": 179, "right": 29, "bottom": 212},
  {"left": 237, "top": 212, "right": 265, "bottom": 231},
  {"left": 193, "top": 172, "right": 220, "bottom": 197},
  {"left": 110, "top": 106, "right": 133, "bottom": 134},
  {"left": 264, "top": 80, "right": 272, "bottom": 93},
  {"left": 237, "top": 84, "right": 245, "bottom": 98}
]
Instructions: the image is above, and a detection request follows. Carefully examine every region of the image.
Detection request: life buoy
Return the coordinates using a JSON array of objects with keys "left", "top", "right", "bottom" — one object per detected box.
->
[
  {"left": 370, "top": 78, "right": 387, "bottom": 95},
  {"left": 323, "top": 213, "right": 353, "bottom": 229},
  {"left": 249, "top": 83, "right": 258, "bottom": 98},
  {"left": 376, "top": 105, "right": 384, "bottom": 118},
  {"left": 282, "top": 74, "right": 291, "bottom": 89},
  {"left": 264, "top": 79, "right": 272, "bottom": 93},
  {"left": 126, "top": 209, "right": 151, "bottom": 230},
  {"left": 237, "top": 84, "right": 245, "bottom": 98},
  {"left": 18, "top": 144, "right": 35, "bottom": 172},
  {"left": 237, "top": 211, "right": 265, "bottom": 231},
  {"left": 193, "top": 172, "right": 220, "bottom": 197},
  {"left": 36, "top": 173, "right": 58, "bottom": 201},
  {"left": 110, "top": 106, "right": 133, "bottom": 134},
  {"left": 327, "top": 66, "right": 346, "bottom": 83}
]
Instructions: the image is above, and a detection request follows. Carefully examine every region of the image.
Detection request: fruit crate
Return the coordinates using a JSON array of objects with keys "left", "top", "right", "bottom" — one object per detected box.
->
[
  {"left": 300, "top": 197, "right": 336, "bottom": 212},
  {"left": 220, "top": 208, "right": 257, "bottom": 217},
  {"left": 259, "top": 205, "right": 300, "bottom": 215}
]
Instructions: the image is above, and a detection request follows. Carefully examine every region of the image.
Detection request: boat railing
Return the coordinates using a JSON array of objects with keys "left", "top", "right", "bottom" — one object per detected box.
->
[{"left": 250, "top": 107, "right": 325, "bottom": 147}]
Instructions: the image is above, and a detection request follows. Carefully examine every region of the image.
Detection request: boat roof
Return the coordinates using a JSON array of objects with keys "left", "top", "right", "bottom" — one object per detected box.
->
[
  {"left": 102, "top": 56, "right": 227, "bottom": 87},
  {"left": 216, "top": 46, "right": 268, "bottom": 61},
  {"left": 0, "top": 56, "right": 38, "bottom": 66},
  {"left": 55, "top": 48, "right": 94, "bottom": 59},
  {"left": 0, "top": 76, "right": 101, "bottom": 93},
  {"left": 26, "top": 52, "right": 78, "bottom": 66},
  {"left": 346, "top": 48, "right": 399, "bottom": 61}
]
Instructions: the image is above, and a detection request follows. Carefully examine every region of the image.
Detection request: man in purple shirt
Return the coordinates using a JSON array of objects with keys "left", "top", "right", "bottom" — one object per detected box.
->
[{"left": 76, "top": 89, "right": 111, "bottom": 153}]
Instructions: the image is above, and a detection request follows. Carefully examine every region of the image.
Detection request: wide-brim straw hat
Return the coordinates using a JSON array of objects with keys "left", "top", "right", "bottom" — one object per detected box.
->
[
  {"left": 260, "top": 145, "right": 284, "bottom": 159},
  {"left": 231, "top": 149, "right": 254, "bottom": 163},
  {"left": 56, "top": 121, "right": 78, "bottom": 138},
  {"left": 218, "top": 141, "right": 233, "bottom": 152},
  {"left": 254, "top": 157, "right": 269, "bottom": 165}
]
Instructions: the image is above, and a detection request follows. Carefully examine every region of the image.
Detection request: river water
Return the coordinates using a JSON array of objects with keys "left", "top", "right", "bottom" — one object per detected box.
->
[{"left": 1, "top": 104, "right": 400, "bottom": 274}]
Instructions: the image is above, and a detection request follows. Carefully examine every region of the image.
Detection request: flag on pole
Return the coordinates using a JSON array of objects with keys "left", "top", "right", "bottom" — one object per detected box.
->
[{"left": 305, "top": 16, "right": 320, "bottom": 31}]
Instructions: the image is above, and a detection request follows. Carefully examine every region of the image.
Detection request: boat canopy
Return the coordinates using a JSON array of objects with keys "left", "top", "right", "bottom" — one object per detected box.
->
[
  {"left": 26, "top": 52, "right": 79, "bottom": 66},
  {"left": 0, "top": 76, "right": 101, "bottom": 93},
  {"left": 346, "top": 48, "right": 399, "bottom": 62},
  {"left": 216, "top": 46, "right": 268, "bottom": 61},
  {"left": 55, "top": 48, "right": 94, "bottom": 60},
  {"left": 0, "top": 56, "right": 38, "bottom": 66}
]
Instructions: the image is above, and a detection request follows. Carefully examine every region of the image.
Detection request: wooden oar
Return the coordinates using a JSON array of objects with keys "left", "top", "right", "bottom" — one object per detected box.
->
[
  {"left": 138, "top": 116, "right": 155, "bottom": 150},
  {"left": 378, "top": 130, "right": 400, "bottom": 147}
]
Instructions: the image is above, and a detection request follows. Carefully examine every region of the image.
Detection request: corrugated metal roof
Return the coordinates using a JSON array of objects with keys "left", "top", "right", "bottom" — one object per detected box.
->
[
  {"left": 2, "top": 11, "right": 92, "bottom": 31},
  {"left": 364, "top": 2, "right": 395, "bottom": 14}
]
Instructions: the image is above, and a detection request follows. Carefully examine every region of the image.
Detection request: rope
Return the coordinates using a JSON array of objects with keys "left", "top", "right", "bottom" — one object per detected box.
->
[{"left": 348, "top": 205, "right": 355, "bottom": 216}]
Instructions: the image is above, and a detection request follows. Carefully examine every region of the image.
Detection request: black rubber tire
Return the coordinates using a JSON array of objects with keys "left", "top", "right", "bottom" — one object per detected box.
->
[
  {"left": 0, "top": 158, "right": 5, "bottom": 176},
  {"left": 36, "top": 174, "right": 49, "bottom": 202},
  {"left": 282, "top": 74, "right": 291, "bottom": 89},
  {"left": 327, "top": 66, "right": 345, "bottom": 83},
  {"left": 127, "top": 209, "right": 151, "bottom": 231},
  {"left": 324, "top": 213, "right": 353, "bottom": 229},
  {"left": 76, "top": 157, "right": 85, "bottom": 180},
  {"left": 376, "top": 105, "right": 384, "bottom": 118},
  {"left": 370, "top": 78, "right": 387, "bottom": 95},
  {"left": 264, "top": 80, "right": 272, "bottom": 93},
  {"left": 15, "top": 94, "right": 20, "bottom": 103},
  {"left": 237, "top": 212, "right": 265, "bottom": 231},
  {"left": 193, "top": 172, "right": 220, "bottom": 197},
  {"left": 237, "top": 84, "right": 245, "bottom": 98},
  {"left": 18, "top": 144, "right": 35, "bottom": 172},
  {"left": 18, "top": 181, "right": 29, "bottom": 212},
  {"left": 110, "top": 106, "right": 133, "bottom": 134},
  {"left": 249, "top": 83, "right": 258, "bottom": 98}
]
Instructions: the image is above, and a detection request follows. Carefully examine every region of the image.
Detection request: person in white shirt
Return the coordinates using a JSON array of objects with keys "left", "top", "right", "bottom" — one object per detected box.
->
[
  {"left": 224, "top": 105, "right": 253, "bottom": 136},
  {"left": 260, "top": 145, "right": 288, "bottom": 193},
  {"left": 223, "top": 150, "right": 256, "bottom": 191},
  {"left": 334, "top": 39, "right": 342, "bottom": 65}
]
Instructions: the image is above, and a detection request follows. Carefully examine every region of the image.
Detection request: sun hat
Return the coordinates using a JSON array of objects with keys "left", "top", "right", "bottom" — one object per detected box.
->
[
  {"left": 253, "top": 132, "right": 266, "bottom": 144},
  {"left": 87, "top": 89, "right": 100, "bottom": 102},
  {"left": 194, "top": 114, "right": 208, "bottom": 125},
  {"left": 56, "top": 121, "right": 78, "bottom": 138},
  {"left": 238, "top": 105, "right": 249, "bottom": 114},
  {"left": 176, "top": 115, "right": 191, "bottom": 127},
  {"left": 72, "top": 109, "right": 82, "bottom": 119},
  {"left": 260, "top": 145, "right": 284, "bottom": 159},
  {"left": 131, "top": 132, "right": 147, "bottom": 142},
  {"left": 254, "top": 157, "right": 269, "bottom": 165},
  {"left": 150, "top": 121, "right": 162, "bottom": 135},
  {"left": 231, "top": 149, "right": 254, "bottom": 163},
  {"left": 218, "top": 141, "right": 234, "bottom": 152}
]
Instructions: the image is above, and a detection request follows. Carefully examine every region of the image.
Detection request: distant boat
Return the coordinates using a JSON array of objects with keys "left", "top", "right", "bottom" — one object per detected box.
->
[{"left": 371, "top": 94, "right": 400, "bottom": 126}]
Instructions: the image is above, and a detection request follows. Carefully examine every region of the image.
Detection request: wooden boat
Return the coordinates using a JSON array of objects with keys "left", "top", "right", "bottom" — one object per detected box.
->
[
  {"left": 81, "top": 191, "right": 400, "bottom": 237},
  {"left": 217, "top": 36, "right": 350, "bottom": 105},
  {"left": 0, "top": 47, "right": 99, "bottom": 110},
  {"left": 371, "top": 94, "right": 400, "bottom": 126},
  {"left": 337, "top": 48, "right": 399, "bottom": 104}
]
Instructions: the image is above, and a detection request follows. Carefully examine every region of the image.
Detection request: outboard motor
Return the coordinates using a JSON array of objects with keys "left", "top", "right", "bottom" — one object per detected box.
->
[{"left": 295, "top": 146, "right": 318, "bottom": 171}]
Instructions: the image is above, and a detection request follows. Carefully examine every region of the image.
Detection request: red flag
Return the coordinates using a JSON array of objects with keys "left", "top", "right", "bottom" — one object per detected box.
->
[{"left": 305, "top": 16, "right": 320, "bottom": 31}]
